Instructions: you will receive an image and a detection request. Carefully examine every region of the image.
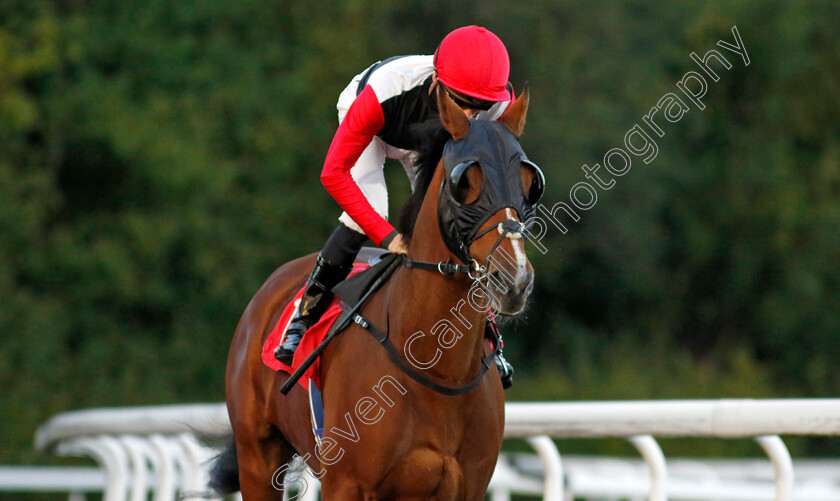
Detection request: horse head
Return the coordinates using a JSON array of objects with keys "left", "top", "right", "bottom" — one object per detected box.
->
[{"left": 435, "top": 85, "right": 544, "bottom": 315}]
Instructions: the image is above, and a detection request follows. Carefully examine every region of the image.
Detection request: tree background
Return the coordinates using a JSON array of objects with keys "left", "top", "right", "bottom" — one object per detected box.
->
[{"left": 2, "top": 0, "right": 839, "bottom": 475}]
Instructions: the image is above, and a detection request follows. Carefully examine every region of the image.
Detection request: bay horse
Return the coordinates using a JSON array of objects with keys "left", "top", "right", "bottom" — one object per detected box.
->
[{"left": 210, "top": 85, "right": 542, "bottom": 500}]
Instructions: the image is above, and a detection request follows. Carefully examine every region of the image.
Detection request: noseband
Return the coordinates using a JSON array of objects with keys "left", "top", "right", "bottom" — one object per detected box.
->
[{"left": 403, "top": 219, "right": 521, "bottom": 280}]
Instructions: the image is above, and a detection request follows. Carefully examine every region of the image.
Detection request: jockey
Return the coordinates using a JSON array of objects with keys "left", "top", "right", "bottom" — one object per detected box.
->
[{"left": 275, "top": 25, "right": 516, "bottom": 388}]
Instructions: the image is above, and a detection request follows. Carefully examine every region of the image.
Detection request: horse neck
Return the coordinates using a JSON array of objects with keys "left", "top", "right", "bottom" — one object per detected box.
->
[{"left": 387, "top": 166, "right": 489, "bottom": 382}]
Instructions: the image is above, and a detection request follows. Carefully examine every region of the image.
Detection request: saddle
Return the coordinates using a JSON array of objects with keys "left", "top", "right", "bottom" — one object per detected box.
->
[
  {"left": 262, "top": 251, "right": 505, "bottom": 444},
  {"left": 260, "top": 252, "right": 403, "bottom": 390},
  {"left": 260, "top": 252, "right": 404, "bottom": 445}
]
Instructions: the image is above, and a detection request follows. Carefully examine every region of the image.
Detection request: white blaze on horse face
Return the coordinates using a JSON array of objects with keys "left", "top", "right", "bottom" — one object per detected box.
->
[{"left": 505, "top": 209, "right": 528, "bottom": 273}]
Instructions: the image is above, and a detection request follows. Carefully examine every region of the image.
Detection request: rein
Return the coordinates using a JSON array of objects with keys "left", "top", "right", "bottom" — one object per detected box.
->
[
  {"left": 405, "top": 218, "right": 525, "bottom": 280},
  {"left": 351, "top": 309, "right": 497, "bottom": 396},
  {"left": 279, "top": 219, "right": 525, "bottom": 396},
  {"left": 279, "top": 235, "right": 513, "bottom": 396},
  {"left": 347, "top": 220, "right": 520, "bottom": 396}
]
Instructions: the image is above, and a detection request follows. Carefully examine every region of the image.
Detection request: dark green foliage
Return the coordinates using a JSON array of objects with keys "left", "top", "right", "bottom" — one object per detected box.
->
[{"left": 1, "top": 0, "right": 839, "bottom": 467}]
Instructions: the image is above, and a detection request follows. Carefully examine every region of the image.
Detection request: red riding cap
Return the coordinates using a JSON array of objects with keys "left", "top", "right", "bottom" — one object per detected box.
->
[{"left": 434, "top": 26, "right": 511, "bottom": 102}]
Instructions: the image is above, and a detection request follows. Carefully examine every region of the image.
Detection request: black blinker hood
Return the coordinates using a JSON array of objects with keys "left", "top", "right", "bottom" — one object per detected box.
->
[{"left": 437, "top": 120, "right": 537, "bottom": 264}]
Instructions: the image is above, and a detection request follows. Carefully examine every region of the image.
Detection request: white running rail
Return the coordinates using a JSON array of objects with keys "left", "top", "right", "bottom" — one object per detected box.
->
[{"left": 32, "top": 399, "right": 840, "bottom": 501}]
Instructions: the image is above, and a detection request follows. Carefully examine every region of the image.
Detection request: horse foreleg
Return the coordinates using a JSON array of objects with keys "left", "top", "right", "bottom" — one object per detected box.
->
[
  {"left": 235, "top": 433, "right": 295, "bottom": 501},
  {"left": 320, "top": 477, "right": 371, "bottom": 501}
]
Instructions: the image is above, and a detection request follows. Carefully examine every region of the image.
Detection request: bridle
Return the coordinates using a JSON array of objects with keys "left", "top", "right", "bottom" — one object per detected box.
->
[{"left": 404, "top": 217, "right": 526, "bottom": 283}]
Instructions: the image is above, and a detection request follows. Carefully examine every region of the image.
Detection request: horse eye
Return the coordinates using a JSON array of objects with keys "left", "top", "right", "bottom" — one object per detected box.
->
[
  {"left": 449, "top": 161, "right": 480, "bottom": 205},
  {"left": 457, "top": 171, "right": 470, "bottom": 191},
  {"left": 522, "top": 161, "right": 545, "bottom": 205}
]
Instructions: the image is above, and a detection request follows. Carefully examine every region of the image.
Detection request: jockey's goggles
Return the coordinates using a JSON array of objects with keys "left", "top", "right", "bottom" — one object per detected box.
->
[{"left": 444, "top": 86, "right": 496, "bottom": 111}]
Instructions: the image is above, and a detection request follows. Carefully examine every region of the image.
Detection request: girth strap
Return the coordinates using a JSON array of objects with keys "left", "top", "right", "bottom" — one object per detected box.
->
[{"left": 350, "top": 312, "right": 495, "bottom": 396}]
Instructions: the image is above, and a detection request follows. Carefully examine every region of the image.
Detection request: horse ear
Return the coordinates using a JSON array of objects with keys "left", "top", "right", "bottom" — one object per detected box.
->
[
  {"left": 500, "top": 85, "right": 530, "bottom": 137},
  {"left": 436, "top": 84, "right": 470, "bottom": 140}
]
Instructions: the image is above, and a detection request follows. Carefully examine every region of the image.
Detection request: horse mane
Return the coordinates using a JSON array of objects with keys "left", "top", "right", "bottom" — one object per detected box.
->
[{"left": 397, "top": 118, "right": 450, "bottom": 244}]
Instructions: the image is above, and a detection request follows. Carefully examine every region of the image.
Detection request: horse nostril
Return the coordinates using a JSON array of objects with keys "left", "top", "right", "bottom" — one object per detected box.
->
[
  {"left": 511, "top": 269, "right": 534, "bottom": 296},
  {"left": 487, "top": 270, "right": 509, "bottom": 295},
  {"left": 523, "top": 274, "right": 535, "bottom": 295}
]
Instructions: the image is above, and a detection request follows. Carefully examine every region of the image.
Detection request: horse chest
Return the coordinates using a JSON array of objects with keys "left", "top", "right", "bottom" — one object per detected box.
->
[
  {"left": 386, "top": 448, "right": 464, "bottom": 500},
  {"left": 318, "top": 392, "right": 498, "bottom": 500}
]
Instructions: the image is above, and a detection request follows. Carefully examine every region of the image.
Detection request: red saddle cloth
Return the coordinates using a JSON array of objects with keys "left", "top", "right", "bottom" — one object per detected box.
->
[{"left": 261, "top": 263, "right": 370, "bottom": 391}]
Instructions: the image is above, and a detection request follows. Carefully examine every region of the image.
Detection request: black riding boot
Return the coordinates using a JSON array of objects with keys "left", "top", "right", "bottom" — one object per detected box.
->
[
  {"left": 274, "top": 255, "right": 353, "bottom": 364},
  {"left": 274, "top": 224, "right": 367, "bottom": 365}
]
